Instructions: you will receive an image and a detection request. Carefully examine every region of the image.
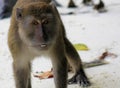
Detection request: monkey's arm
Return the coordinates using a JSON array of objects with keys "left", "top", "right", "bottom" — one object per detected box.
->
[{"left": 63, "top": 37, "right": 90, "bottom": 87}]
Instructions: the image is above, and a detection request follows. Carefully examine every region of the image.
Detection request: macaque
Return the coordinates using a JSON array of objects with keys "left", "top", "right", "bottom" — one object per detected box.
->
[
  {"left": 68, "top": 0, "right": 77, "bottom": 8},
  {"left": 8, "top": 0, "right": 90, "bottom": 88},
  {"left": 0, "top": 0, "right": 17, "bottom": 19},
  {"left": 82, "top": 0, "right": 93, "bottom": 6},
  {"left": 93, "top": 0, "right": 106, "bottom": 12},
  {"left": 67, "top": 0, "right": 106, "bottom": 13},
  {"left": 67, "top": 0, "right": 93, "bottom": 8}
]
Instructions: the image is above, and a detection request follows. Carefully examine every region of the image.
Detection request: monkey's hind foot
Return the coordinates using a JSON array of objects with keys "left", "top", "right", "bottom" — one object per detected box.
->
[{"left": 68, "top": 69, "right": 91, "bottom": 87}]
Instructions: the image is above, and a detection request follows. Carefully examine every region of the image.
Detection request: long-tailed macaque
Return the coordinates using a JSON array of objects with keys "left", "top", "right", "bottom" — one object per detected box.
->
[
  {"left": 68, "top": 0, "right": 77, "bottom": 8},
  {"left": 93, "top": 0, "right": 106, "bottom": 12},
  {"left": 82, "top": 0, "right": 93, "bottom": 6},
  {"left": 8, "top": 0, "right": 90, "bottom": 88}
]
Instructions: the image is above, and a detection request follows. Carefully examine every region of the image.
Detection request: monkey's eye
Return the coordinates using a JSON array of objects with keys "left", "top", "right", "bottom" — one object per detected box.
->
[
  {"left": 42, "top": 19, "right": 48, "bottom": 24},
  {"left": 32, "top": 20, "right": 39, "bottom": 25}
]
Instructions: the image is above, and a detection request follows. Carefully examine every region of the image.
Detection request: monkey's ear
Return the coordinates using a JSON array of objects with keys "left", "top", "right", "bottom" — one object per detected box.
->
[
  {"left": 16, "top": 8, "right": 23, "bottom": 20},
  {"left": 49, "top": 1, "right": 58, "bottom": 14},
  {"left": 49, "top": 1, "right": 55, "bottom": 8}
]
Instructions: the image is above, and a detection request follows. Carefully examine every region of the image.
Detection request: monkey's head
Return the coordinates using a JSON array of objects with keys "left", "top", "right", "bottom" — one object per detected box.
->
[{"left": 16, "top": 2, "right": 61, "bottom": 51}]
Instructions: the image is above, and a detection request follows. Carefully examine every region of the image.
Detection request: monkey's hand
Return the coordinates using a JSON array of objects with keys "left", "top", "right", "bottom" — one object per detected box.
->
[{"left": 68, "top": 69, "right": 91, "bottom": 87}]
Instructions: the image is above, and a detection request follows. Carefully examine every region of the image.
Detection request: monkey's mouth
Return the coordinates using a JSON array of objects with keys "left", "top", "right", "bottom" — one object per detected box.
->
[
  {"left": 31, "top": 43, "right": 48, "bottom": 49},
  {"left": 39, "top": 44, "right": 47, "bottom": 48}
]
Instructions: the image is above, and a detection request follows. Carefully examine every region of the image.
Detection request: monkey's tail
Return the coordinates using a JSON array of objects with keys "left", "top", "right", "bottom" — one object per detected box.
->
[{"left": 83, "top": 60, "right": 108, "bottom": 68}]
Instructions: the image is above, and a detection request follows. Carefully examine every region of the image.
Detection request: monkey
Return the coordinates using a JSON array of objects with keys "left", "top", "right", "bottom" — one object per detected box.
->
[
  {"left": 82, "top": 0, "right": 106, "bottom": 13},
  {"left": 68, "top": 0, "right": 77, "bottom": 8},
  {"left": 0, "top": 0, "right": 17, "bottom": 19},
  {"left": 8, "top": 0, "right": 91, "bottom": 88},
  {"left": 93, "top": 0, "right": 106, "bottom": 13},
  {"left": 82, "top": 0, "right": 93, "bottom": 6},
  {"left": 67, "top": 0, "right": 93, "bottom": 7},
  {"left": 67, "top": 0, "right": 106, "bottom": 13}
]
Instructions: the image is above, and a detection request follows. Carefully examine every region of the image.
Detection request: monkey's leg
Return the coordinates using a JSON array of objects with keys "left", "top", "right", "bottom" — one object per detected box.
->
[
  {"left": 64, "top": 38, "right": 91, "bottom": 87},
  {"left": 51, "top": 51, "right": 68, "bottom": 88},
  {"left": 13, "top": 60, "right": 31, "bottom": 88}
]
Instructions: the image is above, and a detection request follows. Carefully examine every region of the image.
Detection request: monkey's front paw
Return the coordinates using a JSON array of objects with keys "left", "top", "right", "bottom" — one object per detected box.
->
[{"left": 68, "top": 74, "right": 91, "bottom": 87}]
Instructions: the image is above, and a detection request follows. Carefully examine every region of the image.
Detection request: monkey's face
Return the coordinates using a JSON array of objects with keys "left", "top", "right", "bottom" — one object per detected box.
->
[{"left": 16, "top": 2, "right": 60, "bottom": 50}]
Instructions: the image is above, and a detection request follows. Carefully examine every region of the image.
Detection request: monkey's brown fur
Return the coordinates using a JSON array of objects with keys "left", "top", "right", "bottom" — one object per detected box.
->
[{"left": 8, "top": 0, "right": 90, "bottom": 88}]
